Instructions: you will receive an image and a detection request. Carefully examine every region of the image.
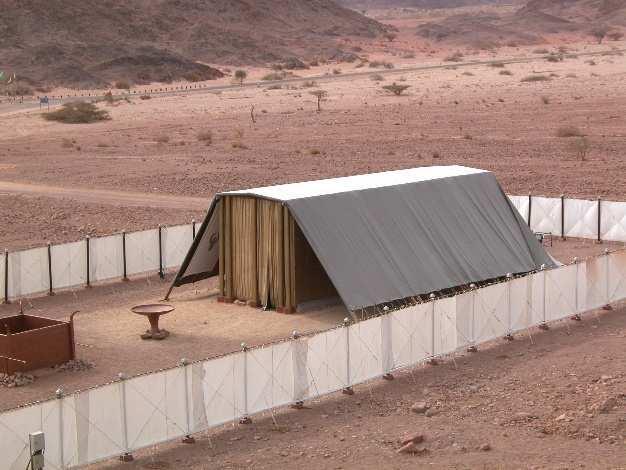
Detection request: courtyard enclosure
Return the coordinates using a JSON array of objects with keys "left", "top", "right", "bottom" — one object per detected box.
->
[
  {"left": 1, "top": 248, "right": 625, "bottom": 469},
  {"left": 171, "top": 166, "right": 555, "bottom": 311}
]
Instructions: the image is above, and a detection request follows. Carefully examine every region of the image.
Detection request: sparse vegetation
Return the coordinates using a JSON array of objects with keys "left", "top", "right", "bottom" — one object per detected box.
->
[
  {"left": 499, "top": 70, "right": 513, "bottom": 76},
  {"left": 369, "top": 61, "right": 394, "bottom": 69},
  {"left": 114, "top": 80, "right": 130, "bottom": 90},
  {"left": 262, "top": 72, "right": 287, "bottom": 81},
  {"left": 310, "top": 149, "right": 321, "bottom": 155},
  {"left": 332, "top": 69, "right": 342, "bottom": 75},
  {"left": 490, "top": 62, "right": 505, "bottom": 68},
  {"left": 533, "top": 48, "right": 550, "bottom": 54},
  {"left": 197, "top": 130, "right": 213, "bottom": 144},
  {"left": 382, "top": 83, "right": 411, "bottom": 96},
  {"left": 556, "top": 126, "right": 583, "bottom": 138},
  {"left": 139, "top": 94, "right": 151, "bottom": 100},
  {"left": 541, "top": 96, "right": 550, "bottom": 105},
  {"left": 301, "top": 81, "right": 317, "bottom": 88},
  {"left": 520, "top": 75, "right": 550, "bottom": 83},
  {"left": 234, "top": 69, "right": 247, "bottom": 86},
  {"left": 546, "top": 53, "right": 563, "bottom": 63},
  {"left": 370, "top": 74, "right": 384, "bottom": 82},
  {"left": 608, "top": 31, "right": 624, "bottom": 42},
  {"left": 43, "top": 102, "right": 110, "bottom": 124},
  {"left": 309, "top": 90, "right": 327, "bottom": 112},
  {"left": 444, "top": 52, "right": 464, "bottom": 62},
  {"left": 586, "top": 59, "right": 597, "bottom": 66},
  {"left": 156, "top": 135, "right": 170, "bottom": 144},
  {"left": 570, "top": 136, "right": 590, "bottom": 161},
  {"left": 462, "top": 71, "right": 474, "bottom": 76},
  {"left": 266, "top": 84, "right": 282, "bottom": 90},
  {"left": 591, "top": 26, "right": 608, "bottom": 44}
]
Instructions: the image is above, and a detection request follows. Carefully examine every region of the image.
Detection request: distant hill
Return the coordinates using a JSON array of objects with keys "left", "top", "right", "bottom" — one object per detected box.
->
[
  {"left": 0, "top": 0, "right": 386, "bottom": 87},
  {"left": 415, "top": 0, "right": 626, "bottom": 47},
  {"left": 337, "top": 0, "right": 513, "bottom": 9}
]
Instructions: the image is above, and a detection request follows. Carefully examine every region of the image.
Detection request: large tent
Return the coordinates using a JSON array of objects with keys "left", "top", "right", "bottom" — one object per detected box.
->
[{"left": 168, "top": 166, "right": 555, "bottom": 312}]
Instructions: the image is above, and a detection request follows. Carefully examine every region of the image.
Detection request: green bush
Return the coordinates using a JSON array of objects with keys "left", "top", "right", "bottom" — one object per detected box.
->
[{"left": 43, "top": 102, "right": 110, "bottom": 124}]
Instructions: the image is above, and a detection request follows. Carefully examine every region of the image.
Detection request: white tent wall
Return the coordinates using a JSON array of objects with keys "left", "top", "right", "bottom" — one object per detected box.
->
[
  {"left": 508, "top": 195, "right": 530, "bottom": 224},
  {"left": 2, "top": 250, "right": 626, "bottom": 469}
]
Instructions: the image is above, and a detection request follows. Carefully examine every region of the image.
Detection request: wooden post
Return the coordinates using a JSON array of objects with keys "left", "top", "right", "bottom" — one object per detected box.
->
[
  {"left": 218, "top": 199, "right": 226, "bottom": 300},
  {"left": 224, "top": 197, "right": 234, "bottom": 302},
  {"left": 283, "top": 206, "right": 293, "bottom": 313}
]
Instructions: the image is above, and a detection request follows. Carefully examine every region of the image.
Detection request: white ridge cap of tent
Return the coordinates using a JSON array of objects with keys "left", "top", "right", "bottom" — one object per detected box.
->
[{"left": 222, "top": 165, "right": 488, "bottom": 201}]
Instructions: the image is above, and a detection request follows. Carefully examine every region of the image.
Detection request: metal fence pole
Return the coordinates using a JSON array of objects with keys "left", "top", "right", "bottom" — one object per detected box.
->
[
  {"left": 539, "top": 264, "right": 549, "bottom": 330},
  {"left": 527, "top": 193, "right": 532, "bottom": 228},
  {"left": 572, "top": 257, "right": 582, "bottom": 321},
  {"left": 560, "top": 194, "right": 566, "bottom": 240},
  {"left": 505, "top": 273, "right": 513, "bottom": 340},
  {"left": 603, "top": 249, "right": 612, "bottom": 310},
  {"left": 239, "top": 343, "right": 252, "bottom": 423},
  {"left": 468, "top": 284, "right": 477, "bottom": 352},
  {"left": 56, "top": 388, "right": 65, "bottom": 469},
  {"left": 47, "top": 242, "right": 54, "bottom": 296},
  {"left": 122, "top": 231, "right": 128, "bottom": 281},
  {"left": 179, "top": 358, "right": 195, "bottom": 444},
  {"left": 342, "top": 317, "right": 354, "bottom": 395},
  {"left": 85, "top": 236, "right": 91, "bottom": 287},
  {"left": 118, "top": 373, "right": 133, "bottom": 462},
  {"left": 597, "top": 198, "right": 602, "bottom": 243},
  {"left": 192, "top": 219, "right": 196, "bottom": 240},
  {"left": 158, "top": 226, "right": 164, "bottom": 279},
  {"left": 4, "top": 249, "right": 9, "bottom": 304},
  {"left": 429, "top": 293, "right": 436, "bottom": 363}
]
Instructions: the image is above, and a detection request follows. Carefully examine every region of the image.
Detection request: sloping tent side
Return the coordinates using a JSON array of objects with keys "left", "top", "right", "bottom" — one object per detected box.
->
[
  {"left": 286, "top": 172, "right": 555, "bottom": 311},
  {"left": 168, "top": 198, "right": 221, "bottom": 292}
]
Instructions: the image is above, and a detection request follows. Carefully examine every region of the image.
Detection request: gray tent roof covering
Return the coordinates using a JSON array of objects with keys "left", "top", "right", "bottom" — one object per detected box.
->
[{"left": 171, "top": 166, "right": 555, "bottom": 310}]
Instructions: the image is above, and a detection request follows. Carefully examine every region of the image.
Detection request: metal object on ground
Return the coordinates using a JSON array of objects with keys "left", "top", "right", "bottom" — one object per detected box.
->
[{"left": 131, "top": 304, "right": 175, "bottom": 340}]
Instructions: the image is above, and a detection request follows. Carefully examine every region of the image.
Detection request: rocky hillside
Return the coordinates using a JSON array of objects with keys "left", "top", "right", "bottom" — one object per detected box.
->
[{"left": 0, "top": 0, "right": 386, "bottom": 87}]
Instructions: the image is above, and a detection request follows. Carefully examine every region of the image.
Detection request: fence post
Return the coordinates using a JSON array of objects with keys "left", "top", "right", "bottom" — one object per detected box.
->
[
  {"left": 467, "top": 284, "right": 477, "bottom": 352},
  {"left": 505, "top": 273, "right": 514, "bottom": 340},
  {"left": 342, "top": 317, "right": 354, "bottom": 395},
  {"left": 122, "top": 231, "right": 128, "bottom": 281},
  {"left": 429, "top": 293, "right": 437, "bottom": 364},
  {"left": 192, "top": 219, "right": 196, "bottom": 239},
  {"left": 560, "top": 194, "right": 566, "bottom": 240},
  {"left": 597, "top": 198, "right": 602, "bottom": 243},
  {"left": 527, "top": 193, "right": 532, "bottom": 228},
  {"left": 603, "top": 249, "right": 612, "bottom": 310},
  {"left": 47, "top": 242, "right": 54, "bottom": 296},
  {"left": 158, "top": 225, "right": 164, "bottom": 279},
  {"left": 539, "top": 264, "right": 549, "bottom": 330},
  {"left": 3, "top": 249, "right": 9, "bottom": 304},
  {"left": 381, "top": 313, "right": 393, "bottom": 381},
  {"left": 572, "top": 257, "right": 582, "bottom": 321},
  {"left": 179, "top": 358, "right": 195, "bottom": 444},
  {"left": 239, "top": 343, "right": 252, "bottom": 423},
  {"left": 85, "top": 236, "right": 91, "bottom": 287},
  {"left": 117, "top": 373, "right": 134, "bottom": 462},
  {"left": 56, "top": 388, "right": 65, "bottom": 469}
]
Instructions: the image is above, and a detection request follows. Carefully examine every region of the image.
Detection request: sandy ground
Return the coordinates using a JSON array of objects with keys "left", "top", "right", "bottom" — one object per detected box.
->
[{"left": 1, "top": 39, "right": 625, "bottom": 250}]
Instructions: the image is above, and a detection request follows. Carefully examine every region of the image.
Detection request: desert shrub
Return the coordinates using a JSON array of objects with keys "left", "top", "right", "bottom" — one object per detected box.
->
[
  {"left": 591, "top": 26, "right": 608, "bottom": 44},
  {"left": 608, "top": 32, "right": 624, "bottom": 41},
  {"left": 566, "top": 73, "right": 578, "bottom": 79},
  {"left": 234, "top": 69, "right": 247, "bottom": 85},
  {"left": 490, "top": 62, "right": 505, "bottom": 68},
  {"left": 156, "top": 135, "right": 170, "bottom": 144},
  {"left": 231, "top": 141, "right": 249, "bottom": 150},
  {"left": 7, "top": 84, "right": 33, "bottom": 96},
  {"left": 114, "top": 80, "right": 130, "bottom": 90},
  {"left": 444, "top": 52, "right": 464, "bottom": 62},
  {"left": 570, "top": 136, "right": 590, "bottom": 161},
  {"left": 310, "top": 149, "right": 321, "bottom": 155},
  {"left": 266, "top": 84, "right": 282, "bottom": 90},
  {"left": 369, "top": 61, "right": 394, "bottom": 69},
  {"left": 103, "top": 91, "right": 115, "bottom": 104},
  {"left": 546, "top": 54, "right": 563, "bottom": 63},
  {"left": 402, "top": 52, "right": 416, "bottom": 59},
  {"left": 370, "top": 74, "right": 384, "bottom": 82},
  {"left": 556, "top": 126, "right": 583, "bottom": 138},
  {"left": 499, "top": 70, "right": 513, "bottom": 76},
  {"left": 586, "top": 60, "right": 597, "bottom": 66},
  {"left": 533, "top": 48, "right": 550, "bottom": 54},
  {"left": 139, "top": 94, "right": 151, "bottom": 100},
  {"left": 197, "top": 130, "right": 213, "bottom": 144},
  {"left": 332, "top": 69, "right": 342, "bottom": 75},
  {"left": 43, "top": 102, "right": 110, "bottom": 124},
  {"left": 462, "top": 71, "right": 474, "bottom": 76},
  {"left": 520, "top": 75, "right": 550, "bottom": 82},
  {"left": 382, "top": 83, "right": 410, "bottom": 96},
  {"left": 301, "top": 80, "right": 317, "bottom": 88},
  {"left": 262, "top": 72, "right": 287, "bottom": 81},
  {"left": 541, "top": 96, "right": 550, "bottom": 105}
]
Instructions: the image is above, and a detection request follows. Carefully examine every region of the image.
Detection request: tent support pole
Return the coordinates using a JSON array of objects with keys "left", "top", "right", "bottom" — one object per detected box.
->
[{"left": 560, "top": 194, "right": 566, "bottom": 240}]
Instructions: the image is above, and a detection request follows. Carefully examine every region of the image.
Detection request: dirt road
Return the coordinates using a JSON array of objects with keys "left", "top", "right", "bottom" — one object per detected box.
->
[{"left": 0, "top": 181, "right": 209, "bottom": 210}]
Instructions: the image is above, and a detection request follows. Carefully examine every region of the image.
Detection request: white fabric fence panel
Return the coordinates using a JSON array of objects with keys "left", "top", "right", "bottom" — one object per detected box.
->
[
  {"left": 530, "top": 197, "right": 561, "bottom": 234},
  {"left": 68, "top": 382, "right": 126, "bottom": 466},
  {"left": 305, "top": 327, "right": 348, "bottom": 398},
  {"left": 608, "top": 250, "right": 626, "bottom": 303},
  {"left": 545, "top": 264, "right": 578, "bottom": 321},
  {"left": 124, "top": 368, "right": 188, "bottom": 452},
  {"left": 601, "top": 200, "right": 626, "bottom": 242},
  {"left": 7, "top": 247, "right": 48, "bottom": 298},
  {"left": 190, "top": 352, "right": 245, "bottom": 430},
  {"left": 348, "top": 316, "right": 383, "bottom": 384},
  {"left": 89, "top": 234, "right": 124, "bottom": 283},
  {"left": 0, "top": 403, "right": 44, "bottom": 470},
  {"left": 585, "top": 255, "right": 609, "bottom": 310},
  {"left": 473, "top": 282, "right": 508, "bottom": 343},
  {"left": 564, "top": 198, "right": 598, "bottom": 239},
  {"left": 509, "top": 276, "right": 533, "bottom": 333},
  {"left": 434, "top": 297, "right": 457, "bottom": 355},
  {"left": 125, "top": 229, "right": 160, "bottom": 276},
  {"left": 51, "top": 241, "right": 87, "bottom": 290},
  {"left": 508, "top": 195, "right": 530, "bottom": 223},
  {"left": 162, "top": 225, "right": 194, "bottom": 270}
]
